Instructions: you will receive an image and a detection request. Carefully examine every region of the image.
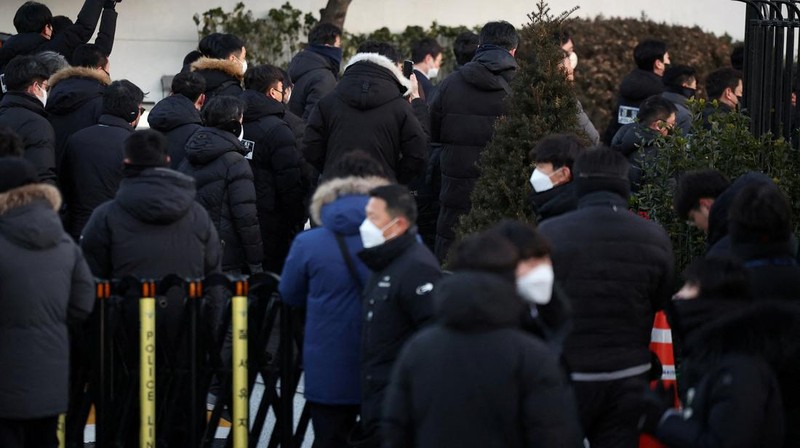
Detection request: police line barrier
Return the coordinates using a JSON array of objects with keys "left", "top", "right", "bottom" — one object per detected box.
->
[{"left": 63, "top": 273, "right": 311, "bottom": 448}]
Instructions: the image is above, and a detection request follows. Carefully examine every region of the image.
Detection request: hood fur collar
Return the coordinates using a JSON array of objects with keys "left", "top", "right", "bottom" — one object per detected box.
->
[
  {"left": 0, "top": 184, "right": 62, "bottom": 215},
  {"left": 310, "top": 175, "right": 389, "bottom": 225},
  {"left": 191, "top": 57, "right": 244, "bottom": 80},
  {"left": 49, "top": 66, "right": 111, "bottom": 88},
  {"left": 344, "top": 53, "right": 412, "bottom": 96}
]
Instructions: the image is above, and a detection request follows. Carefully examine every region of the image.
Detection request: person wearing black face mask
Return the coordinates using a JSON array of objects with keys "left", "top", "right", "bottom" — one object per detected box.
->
[
  {"left": 661, "top": 65, "right": 697, "bottom": 135},
  {"left": 702, "top": 67, "right": 744, "bottom": 129},
  {"left": 287, "top": 22, "right": 343, "bottom": 120}
]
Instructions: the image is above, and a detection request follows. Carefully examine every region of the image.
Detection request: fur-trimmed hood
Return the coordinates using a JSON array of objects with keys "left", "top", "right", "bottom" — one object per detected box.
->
[
  {"left": 336, "top": 53, "right": 411, "bottom": 110},
  {"left": 344, "top": 53, "right": 411, "bottom": 95},
  {"left": 48, "top": 66, "right": 111, "bottom": 88},
  {"left": 0, "top": 184, "right": 64, "bottom": 250},
  {"left": 310, "top": 175, "right": 388, "bottom": 228},
  {"left": 46, "top": 67, "right": 109, "bottom": 115},
  {"left": 191, "top": 57, "right": 245, "bottom": 80}
]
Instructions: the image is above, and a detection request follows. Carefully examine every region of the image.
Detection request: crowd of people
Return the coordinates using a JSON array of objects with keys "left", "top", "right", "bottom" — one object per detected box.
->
[{"left": 0, "top": 0, "right": 798, "bottom": 447}]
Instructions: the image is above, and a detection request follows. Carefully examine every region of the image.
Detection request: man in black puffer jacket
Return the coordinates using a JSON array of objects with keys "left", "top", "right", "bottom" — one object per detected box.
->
[
  {"left": 302, "top": 41, "right": 427, "bottom": 185},
  {"left": 46, "top": 43, "right": 111, "bottom": 165},
  {"left": 191, "top": 33, "right": 246, "bottom": 99},
  {"left": 148, "top": 72, "right": 206, "bottom": 169},
  {"left": 538, "top": 149, "right": 674, "bottom": 448},
  {"left": 287, "top": 22, "right": 342, "bottom": 120},
  {"left": 179, "top": 95, "right": 263, "bottom": 274},
  {"left": 61, "top": 79, "right": 143, "bottom": 240},
  {"left": 383, "top": 271, "right": 583, "bottom": 448},
  {"left": 430, "top": 21, "right": 519, "bottom": 261},
  {"left": 0, "top": 158, "right": 94, "bottom": 447},
  {"left": 241, "top": 65, "right": 307, "bottom": 273}
]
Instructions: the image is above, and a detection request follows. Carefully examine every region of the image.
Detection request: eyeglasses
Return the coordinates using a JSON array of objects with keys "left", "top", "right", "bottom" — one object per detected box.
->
[{"left": 138, "top": 106, "right": 146, "bottom": 115}]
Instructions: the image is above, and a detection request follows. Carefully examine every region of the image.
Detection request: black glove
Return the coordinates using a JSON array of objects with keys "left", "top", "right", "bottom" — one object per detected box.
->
[
  {"left": 638, "top": 381, "right": 676, "bottom": 434},
  {"left": 104, "top": 0, "right": 119, "bottom": 9}
]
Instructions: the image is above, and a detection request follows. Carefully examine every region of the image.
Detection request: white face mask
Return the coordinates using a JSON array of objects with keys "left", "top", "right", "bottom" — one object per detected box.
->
[
  {"left": 569, "top": 52, "right": 578, "bottom": 70},
  {"left": 238, "top": 126, "right": 244, "bottom": 141},
  {"left": 427, "top": 66, "right": 439, "bottom": 79},
  {"left": 241, "top": 60, "right": 248, "bottom": 74},
  {"left": 37, "top": 83, "right": 48, "bottom": 106},
  {"left": 529, "top": 168, "right": 557, "bottom": 193},
  {"left": 517, "top": 264, "right": 554, "bottom": 305},
  {"left": 359, "top": 217, "right": 398, "bottom": 249}
]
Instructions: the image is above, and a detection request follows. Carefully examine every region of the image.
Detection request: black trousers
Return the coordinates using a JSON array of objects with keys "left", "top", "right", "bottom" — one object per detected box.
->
[
  {"left": 308, "top": 402, "right": 359, "bottom": 448},
  {"left": 572, "top": 373, "right": 649, "bottom": 448},
  {"left": 0, "top": 415, "right": 59, "bottom": 448}
]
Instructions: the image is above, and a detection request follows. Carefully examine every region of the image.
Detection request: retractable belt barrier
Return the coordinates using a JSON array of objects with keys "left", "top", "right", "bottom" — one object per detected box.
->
[{"left": 63, "top": 273, "right": 312, "bottom": 448}]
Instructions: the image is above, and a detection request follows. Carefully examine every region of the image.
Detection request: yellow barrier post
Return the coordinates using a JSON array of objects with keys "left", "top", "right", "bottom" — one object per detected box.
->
[
  {"left": 140, "top": 281, "right": 157, "bottom": 448},
  {"left": 232, "top": 279, "right": 249, "bottom": 447},
  {"left": 57, "top": 413, "right": 65, "bottom": 448}
]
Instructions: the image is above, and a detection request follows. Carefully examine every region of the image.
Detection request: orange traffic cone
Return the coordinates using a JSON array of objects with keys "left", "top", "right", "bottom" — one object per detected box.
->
[{"left": 639, "top": 311, "right": 678, "bottom": 448}]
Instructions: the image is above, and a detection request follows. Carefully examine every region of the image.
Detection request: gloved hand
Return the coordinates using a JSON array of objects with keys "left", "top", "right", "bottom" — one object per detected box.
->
[{"left": 638, "top": 381, "right": 676, "bottom": 434}]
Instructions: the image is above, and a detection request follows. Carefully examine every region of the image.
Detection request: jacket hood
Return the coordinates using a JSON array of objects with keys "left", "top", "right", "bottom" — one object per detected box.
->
[
  {"left": 707, "top": 172, "right": 772, "bottom": 248},
  {"left": 117, "top": 168, "right": 197, "bottom": 224},
  {"left": 288, "top": 49, "right": 338, "bottom": 82},
  {"left": 459, "top": 47, "right": 518, "bottom": 91},
  {"left": 185, "top": 126, "right": 246, "bottom": 165},
  {"left": 46, "top": 67, "right": 110, "bottom": 115},
  {"left": 0, "top": 184, "right": 63, "bottom": 250},
  {"left": 337, "top": 53, "right": 411, "bottom": 109},
  {"left": 0, "top": 92, "right": 46, "bottom": 117},
  {"left": 612, "top": 122, "right": 659, "bottom": 153},
  {"left": 147, "top": 94, "right": 203, "bottom": 132},
  {"left": 620, "top": 68, "right": 664, "bottom": 99},
  {"left": 0, "top": 33, "right": 46, "bottom": 66},
  {"left": 241, "top": 89, "right": 285, "bottom": 122},
  {"left": 310, "top": 175, "right": 389, "bottom": 229},
  {"left": 191, "top": 57, "right": 244, "bottom": 80},
  {"left": 435, "top": 271, "right": 525, "bottom": 332}
]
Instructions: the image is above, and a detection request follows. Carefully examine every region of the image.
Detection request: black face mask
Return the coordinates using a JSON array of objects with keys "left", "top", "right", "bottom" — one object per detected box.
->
[
  {"left": 218, "top": 120, "right": 242, "bottom": 138},
  {"left": 682, "top": 87, "right": 696, "bottom": 98},
  {"left": 736, "top": 95, "right": 743, "bottom": 108}
]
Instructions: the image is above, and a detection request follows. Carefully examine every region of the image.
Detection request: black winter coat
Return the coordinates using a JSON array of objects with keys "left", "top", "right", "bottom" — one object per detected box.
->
[
  {"left": 46, "top": 67, "right": 110, "bottom": 166},
  {"left": 0, "top": 92, "right": 56, "bottom": 184},
  {"left": 241, "top": 90, "right": 307, "bottom": 273},
  {"left": 733, "top": 241, "right": 800, "bottom": 301},
  {"left": 706, "top": 172, "right": 772, "bottom": 256},
  {"left": 603, "top": 69, "right": 664, "bottom": 145},
  {"left": 0, "top": 0, "right": 104, "bottom": 70},
  {"left": 357, "top": 231, "right": 442, "bottom": 432},
  {"left": 611, "top": 122, "right": 661, "bottom": 189},
  {"left": 147, "top": 94, "right": 203, "bottom": 169},
  {"left": 662, "top": 91, "right": 692, "bottom": 135},
  {"left": 179, "top": 127, "right": 262, "bottom": 271},
  {"left": 60, "top": 114, "right": 133, "bottom": 240},
  {"left": 190, "top": 57, "right": 244, "bottom": 99},
  {"left": 0, "top": 184, "right": 94, "bottom": 418},
  {"left": 303, "top": 53, "right": 428, "bottom": 184},
  {"left": 382, "top": 272, "right": 583, "bottom": 448},
  {"left": 430, "top": 47, "right": 518, "bottom": 256},
  {"left": 538, "top": 190, "right": 674, "bottom": 373},
  {"left": 80, "top": 168, "right": 222, "bottom": 279},
  {"left": 287, "top": 47, "right": 339, "bottom": 120},
  {"left": 529, "top": 181, "right": 578, "bottom": 222}
]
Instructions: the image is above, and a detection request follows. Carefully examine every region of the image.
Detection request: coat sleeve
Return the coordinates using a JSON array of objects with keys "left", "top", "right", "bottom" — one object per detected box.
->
[
  {"left": 410, "top": 98, "right": 431, "bottom": 139},
  {"left": 68, "top": 243, "right": 97, "bottom": 325},
  {"left": 398, "top": 258, "right": 440, "bottom": 328},
  {"left": 79, "top": 202, "right": 112, "bottom": 279},
  {"left": 429, "top": 80, "right": 445, "bottom": 144},
  {"left": 381, "top": 344, "right": 415, "bottom": 448},
  {"left": 302, "top": 72, "right": 337, "bottom": 120},
  {"left": 228, "top": 158, "right": 263, "bottom": 266},
  {"left": 21, "top": 116, "right": 56, "bottom": 185},
  {"left": 396, "top": 105, "right": 429, "bottom": 185},
  {"left": 301, "top": 103, "right": 328, "bottom": 174},
  {"left": 42, "top": 0, "right": 104, "bottom": 57},
  {"left": 278, "top": 236, "right": 309, "bottom": 307},
  {"left": 268, "top": 122, "right": 308, "bottom": 226},
  {"left": 576, "top": 101, "right": 600, "bottom": 146},
  {"left": 198, "top": 206, "right": 222, "bottom": 275},
  {"left": 94, "top": 7, "right": 118, "bottom": 56}
]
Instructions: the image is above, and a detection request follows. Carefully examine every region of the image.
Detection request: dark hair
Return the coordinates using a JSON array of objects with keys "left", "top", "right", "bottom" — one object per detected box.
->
[
  {"left": 199, "top": 33, "right": 245, "bottom": 59},
  {"left": 490, "top": 219, "right": 550, "bottom": 260},
  {"left": 50, "top": 15, "right": 72, "bottom": 36},
  {"left": 171, "top": 71, "right": 205, "bottom": 102},
  {"left": 308, "top": 22, "right": 341, "bottom": 46},
  {"left": 70, "top": 43, "right": 108, "bottom": 68},
  {"left": 244, "top": 64, "right": 285, "bottom": 93},
  {"left": 673, "top": 169, "right": 730, "bottom": 220},
  {"left": 326, "top": 150, "right": 386, "bottom": 179},
  {"left": 279, "top": 68, "right": 293, "bottom": 89},
  {"left": 730, "top": 44, "right": 745, "bottom": 71},
  {"left": 637, "top": 95, "right": 678, "bottom": 126},
  {"left": 201, "top": 95, "right": 245, "bottom": 129},
  {"left": 663, "top": 65, "right": 696, "bottom": 92},
  {"left": 357, "top": 40, "right": 402, "bottom": 63},
  {"left": 634, "top": 39, "right": 668, "bottom": 71},
  {"left": 530, "top": 133, "right": 584, "bottom": 171},
  {"left": 2, "top": 55, "right": 49, "bottom": 91},
  {"left": 369, "top": 184, "right": 417, "bottom": 225},
  {"left": 0, "top": 126, "right": 24, "bottom": 158},
  {"left": 730, "top": 182, "right": 792, "bottom": 244},
  {"left": 682, "top": 256, "right": 751, "bottom": 301},
  {"left": 124, "top": 130, "right": 169, "bottom": 167},
  {"left": 574, "top": 147, "right": 629, "bottom": 179},
  {"left": 453, "top": 31, "right": 479, "bottom": 66},
  {"left": 182, "top": 50, "right": 204, "bottom": 68},
  {"left": 35, "top": 51, "right": 69, "bottom": 77},
  {"left": 103, "top": 80, "right": 145, "bottom": 122},
  {"left": 449, "top": 231, "right": 519, "bottom": 279},
  {"left": 705, "top": 67, "right": 743, "bottom": 100},
  {"left": 411, "top": 38, "right": 444, "bottom": 63},
  {"left": 479, "top": 21, "right": 519, "bottom": 51},
  {"left": 552, "top": 29, "right": 572, "bottom": 47},
  {"left": 13, "top": 1, "right": 52, "bottom": 34}
]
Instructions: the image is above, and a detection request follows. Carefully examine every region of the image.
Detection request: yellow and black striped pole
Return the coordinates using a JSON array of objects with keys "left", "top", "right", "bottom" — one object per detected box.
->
[
  {"left": 140, "top": 280, "right": 157, "bottom": 448},
  {"left": 232, "top": 279, "right": 248, "bottom": 447},
  {"left": 57, "top": 414, "right": 65, "bottom": 448}
]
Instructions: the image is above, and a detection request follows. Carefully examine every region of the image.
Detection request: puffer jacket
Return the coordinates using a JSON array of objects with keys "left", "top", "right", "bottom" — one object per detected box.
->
[
  {"left": 178, "top": 126, "right": 262, "bottom": 271},
  {"left": 190, "top": 57, "right": 244, "bottom": 99},
  {"left": 287, "top": 47, "right": 340, "bottom": 120},
  {"left": 0, "top": 183, "right": 94, "bottom": 418},
  {"left": 147, "top": 94, "right": 203, "bottom": 169},
  {"left": 0, "top": 92, "right": 56, "bottom": 184}
]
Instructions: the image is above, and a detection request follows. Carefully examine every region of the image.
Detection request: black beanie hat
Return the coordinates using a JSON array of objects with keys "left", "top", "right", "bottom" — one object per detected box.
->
[{"left": 0, "top": 157, "right": 38, "bottom": 193}]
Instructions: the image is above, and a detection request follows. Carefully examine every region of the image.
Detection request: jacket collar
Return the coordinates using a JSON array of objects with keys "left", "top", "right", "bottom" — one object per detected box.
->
[
  {"left": 577, "top": 190, "right": 629, "bottom": 210},
  {"left": 190, "top": 57, "right": 244, "bottom": 80},
  {"left": 358, "top": 230, "right": 417, "bottom": 272},
  {"left": 0, "top": 92, "right": 46, "bottom": 117},
  {"left": 98, "top": 113, "right": 135, "bottom": 131}
]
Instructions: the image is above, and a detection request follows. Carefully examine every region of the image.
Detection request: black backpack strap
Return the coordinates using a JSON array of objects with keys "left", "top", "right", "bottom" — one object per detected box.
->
[
  {"left": 334, "top": 233, "right": 364, "bottom": 290},
  {"left": 496, "top": 75, "right": 513, "bottom": 96}
]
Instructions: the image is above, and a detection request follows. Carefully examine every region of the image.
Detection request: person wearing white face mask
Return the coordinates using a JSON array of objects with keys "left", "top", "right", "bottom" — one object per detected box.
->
[
  {"left": 411, "top": 37, "right": 443, "bottom": 101},
  {"left": 528, "top": 134, "right": 586, "bottom": 222},
  {"left": 354, "top": 184, "right": 442, "bottom": 443},
  {"left": 190, "top": 33, "right": 247, "bottom": 100},
  {"left": 0, "top": 55, "right": 57, "bottom": 185}
]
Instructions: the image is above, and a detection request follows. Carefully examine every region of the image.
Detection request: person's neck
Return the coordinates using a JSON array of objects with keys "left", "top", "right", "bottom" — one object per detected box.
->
[{"left": 413, "top": 63, "right": 428, "bottom": 76}]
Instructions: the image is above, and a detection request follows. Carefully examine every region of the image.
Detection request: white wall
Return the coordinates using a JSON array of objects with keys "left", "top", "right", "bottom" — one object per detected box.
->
[{"left": 0, "top": 0, "right": 747, "bottom": 102}]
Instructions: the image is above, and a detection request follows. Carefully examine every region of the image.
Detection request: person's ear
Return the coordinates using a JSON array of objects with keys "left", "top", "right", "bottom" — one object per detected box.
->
[
  {"left": 509, "top": 48, "right": 517, "bottom": 57},
  {"left": 195, "top": 93, "right": 206, "bottom": 110},
  {"left": 558, "top": 166, "right": 572, "bottom": 183},
  {"left": 698, "top": 198, "right": 714, "bottom": 211}
]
